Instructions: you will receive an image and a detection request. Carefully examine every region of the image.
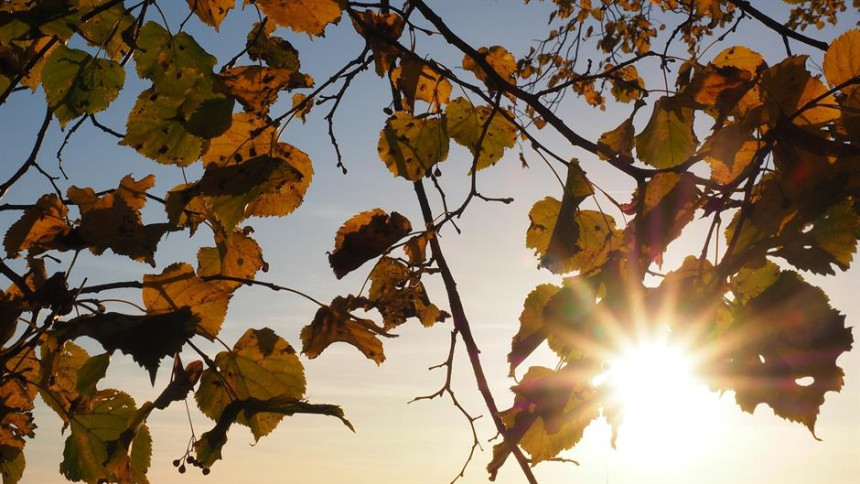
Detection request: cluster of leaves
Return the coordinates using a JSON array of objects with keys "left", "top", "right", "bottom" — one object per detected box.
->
[{"left": 0, "top": 0, "right": 857, "bottom": 483}]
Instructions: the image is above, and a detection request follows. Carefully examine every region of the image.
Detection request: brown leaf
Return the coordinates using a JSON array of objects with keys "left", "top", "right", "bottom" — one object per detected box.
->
[
  {"left": 4, "top": 194, "right": 71, "bottom": 258},
  {"left": 328, "top": 209, "right": 411, "bottom": 279},
  {"left": 301, "top": 296, "right": 387, "bottom": 364}
]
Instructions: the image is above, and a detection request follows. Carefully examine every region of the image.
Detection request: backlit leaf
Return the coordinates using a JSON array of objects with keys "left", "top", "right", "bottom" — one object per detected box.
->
[
  {"left": 328, "top": 209, "right": 412, "bottom": 279},
  {"left": 302, "top": 296, "right": 387, "bottom": 364},
  {"left": 702, "top": 124, "right": 763, "bottom": 184},
  {"left": 74, "top": 353, "right": 110, "bottom": 400},
  {"left": 246, "top": 21, "right": 300, "bottom": 70},
  {"left": 446, "top": 97, "right": 516, "bottom": 171},
  {"left": 4, "top": 194, "right": 70, "bottom": 258},
  {"left": 392, "top": 58, "right": 451, "bottom": 112},
  {"left": 196, "top": 328, "right": 306, "bottom": 440},
  {"left": 352, "top": 9, "right": 404, "bottom": 76},
  {"left": 509, "top": 284, "right": 562, "bottom": 375},
  {"left": 76, "top": 0, "right": 135, "bottom": 60},
  {"left": 253, "top": 0, "right": 344, "bottom": 36},
  {"left": 378, "top": 112, "right": 449, "bottom": 180},
  {"left": 708, "top": 272, "right": 854, "bottom": 434},
  {"left": 823, "top": 29, "right": 860, "bottom": 94},
  {"left": 712, "top": 45, "right": 765, "bottom": 76},
  {"left": 59, "top": 390, "right": 137, "bottom": 483},
  {"left": 133, "top": 22, "right": 216, "bottom": 80},
  {"left": 41, "top": 45, "right": 124, "bottom": 127},
  {"left": 462, "top": 45, "right": 516, "bottom": 87},
  {"left": 760, "top": 56, "right": 839, "bottom": 127},
  {"left": 635, "top": 96, "right": 697, "bottom": 168},
  {"left": 197, "top": 228, "right": 267, "bottom": 286},
  {"left": 186, "top": 0, "right": 235, "bottom": 29},
  {"left": 365, "top": 256, "right": 441, "bottom": 329},
  {"left": 218, "top": 65, "right": 312, "bottom": 114},
  {"left": 526, "top": 197, "right": 619, "bottom": 275},
  {"left": 597, "top": 117, "right": 634, "bottom": 160},
  {"left": 143, "top": 263, "right": 233, "bottom": 339}
]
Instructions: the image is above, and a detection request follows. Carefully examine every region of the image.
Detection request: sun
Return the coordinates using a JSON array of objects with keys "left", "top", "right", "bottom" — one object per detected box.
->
[{"left": 595, "top": 329, "right": 724, "bottom": 467}]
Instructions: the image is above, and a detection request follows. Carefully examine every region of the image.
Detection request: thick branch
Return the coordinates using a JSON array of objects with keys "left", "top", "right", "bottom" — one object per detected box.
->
[{"left": 725, "top": 0, "right": 829, "bottom": 51}]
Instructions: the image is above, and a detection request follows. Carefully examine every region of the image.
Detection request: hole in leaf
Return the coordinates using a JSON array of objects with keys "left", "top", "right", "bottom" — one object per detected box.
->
[{"left": 795, "top": 376, "right": 814, "bottom": 387}]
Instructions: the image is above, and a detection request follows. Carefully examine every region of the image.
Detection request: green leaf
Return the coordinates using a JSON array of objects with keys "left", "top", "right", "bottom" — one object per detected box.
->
[
  {"left": 185, "top": 96, "right": 235, "bottom": 138},
  {"left": 60, "top": 390, "right": 137, "bottom": 483},
  {"left": 0, "top": 452, "right": 25, "bottom": 484},
  {"left": 597, "top": 117, "right": 634, "bottom": 160},
  {"left": 75, "top": 353, "right": 110, "bottom": 399},
  {"left": 509, "top": 284, "right": 562, "bottom": 375},
  {"left": 76, "top": 0, "right": 136, "bottom": 60},
  {"left": 134, "top": 21, "right": 216, "bottom": 80},
  {"left": 196, "top": 328, "right": 306, "bottom": 440},
  {"left": 55, "top": 309, "right": 198, "bottom": 384},
  {"left": 41, "top": 45, "right": 125, "bottom": 127},
  {"left": 377, "top": 112, "right": 449, "bottom": 180},
  {"left": 635, "top": 96, "right": 697, "bottom": 168},
  {"left": 446, "top": 97, "right": 517, "bottom": 171}
]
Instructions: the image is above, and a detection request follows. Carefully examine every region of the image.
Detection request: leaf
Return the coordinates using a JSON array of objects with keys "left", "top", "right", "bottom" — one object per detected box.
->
[
  {"left": 462, "top": 45, "right": 516, "bottom": 87},
  {"left": 54, "top": 309, "right": 199, "bottom": 383},
  {"left": 446, "top": 97, "right": 517, "bottom": 171},
  {"left": 773, "top": 202, "right": 860, "bottom": 275},
  {"left": 39, "top": 338, "right": 88, "bottom": 421},
  {"left": 760, "top": 56, "right": 840, "bottom": 127},
  {"left": 75, "top": 353, "right": 110, "bottom": 400},
  {"left": 4, "top": 194, "right": 70, "bottom": 258},
  {"left": 167, "top": 155, "right": 304, "bottom": 233},
  {"left": 246, "top": 22, "right": 301, "bottom": 70},
  {"left": 364, "top": 257, "right": 441, "bottom": 329},
  {"left": 143, "top": 263, "right": 233, "bottom": 339},
  {"left": 133, "top": 22, "right": 216, "bottom": 81},
  {"left": 623, "top": 172, "right": 698, "bottom": 265},
  {"left": 608, "top": 65, "right": 644, "bottom": 103},
  {"left": 0, "top": 350, "right": 38, "bottom": 466},
  {"left": 0, "top": 452, "right": 24, "bottom": 484},
  {"left": 635, "top": 96, "right": 698, "bottom": 168},
  {"left": 542, "top": 163, "right": 594, "bottom": 271},
  {"left": 186, "top": 0, "right": 235, "bottom": 29},
  {"left": 41, "top": 45, "right": 125, "bottom": 127},
  {"left": 328, "top": 209, "right": 412, "bottom": 279},
  {"left": 197, "top": 228, "right": 267, "bottom": 286},
  {"left": 731, "top": 259, "right": 781, "bottom": 304},
  {"left": 490, "top": 365, "right": 599, "bottom": 477},
  {"left": 377, "top": 112, "right": 449, "bottom": 180},
  {"left": 352, "top": 10, "right": 404, "bottom": 76},
  {"left": 823, "top": 29, "right": 860, "bottom": 94},
  {"left": 301, "top": 296, "right": 387, "bottom": 364},
  {"left": 253, "top": 0, "right": 344, "bottom": 36},
  {"left": 67, "top": 175, "right": 170, "bottom": 265},
  {"left": 708, "top": 272, "right": 854, "bottom": 434},
  {"left": 196, "top": 328, "right": 306, "bottom": 440},
  {"left": 509, "top": 284, "right": 562, "bottom": 375},
  {"left": 392, "top": 57, "right": 451, "bottom": 112},
  {"left": 194, "top": 396, "right": 351, "bottom": 468},
  {"left": 201, "top": 113, "right": 314, "bottom": 219},
  {"left": 59, "top": 390, "right": 137, "bottom": 483},
  {"left": 702, "top": 124, "right": 763, "bottom": 184},
  {"left": 526, "top": 197, "right": 619, "bottom": 275},
  {"left": 711, "top": 45, "right": 765, "bottom": 76},
  {"left": 217, "top": 65, "right": 312, "bottom": 114},
  {"left": 76, "top": 0, "right": 136, "bottom": 60},
  {"left": 597, "top": 117, "right": 634, "bottom": 160}
]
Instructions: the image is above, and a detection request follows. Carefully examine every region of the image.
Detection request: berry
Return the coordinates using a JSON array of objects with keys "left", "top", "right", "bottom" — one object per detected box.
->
[
  {"left": 172, "top": 459, "right": 181, "bottom": 467},
  {"left": 178, "top": 465, "right": 186, "bottom": 474},
  {"left": 202, "top": 468, "right": 211, "bottom": 476}
]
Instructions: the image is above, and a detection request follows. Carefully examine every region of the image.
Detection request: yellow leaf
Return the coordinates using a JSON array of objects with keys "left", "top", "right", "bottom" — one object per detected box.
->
[
  {"left": 446, "top": 97, "right": 517, "bottom": 171},
  {"left": 702, "top": 124, "right": 763, "bottom": 184},
  {"left": 391, "top": 58, "right": 451, "bottom": 112},
  {"left": 712, "top": 45, "right": 765, "bottom": 76},
  {"left": 197, "top": 228, "right": 267, "bottom": 286},
  {"left": 761, "top": 56, "right": 839, "bottom": 127},
  {"left": 635, "top": 96, "right": 698, "bottom": 168},
  {"left": 351, "top": 10, "right": 404, "bottom": 76},
  {"left": 186, "top": 0, "right": 235, "bottom": 30},
  {"left": 3, "top": 194, "right": 70, "bottom": 258},
  {"left": 253, "top": 0, "right": 343, "bottom": 36},
  {"left": 218, "top": 66, "right": 312, "bottom": 114},
  {"left": 823, "top": 29, "right": 860, "bottom": 94},
  {"left": 377, "top": 112, "right": 449, "bottom": 180},
  {"left": 143, "top": 263, "right": 233, "bottom": 339},
  {"left": 462, "top": 45, "right": 517, "bottom": 87}
]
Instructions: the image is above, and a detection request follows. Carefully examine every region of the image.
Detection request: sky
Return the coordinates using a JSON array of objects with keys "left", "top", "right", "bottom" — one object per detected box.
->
[{"left": 0, "top": 1, "right": 858, "bottom": 483}]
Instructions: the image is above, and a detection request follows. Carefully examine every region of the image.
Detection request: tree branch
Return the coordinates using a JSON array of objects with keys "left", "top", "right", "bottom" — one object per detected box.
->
[{"left": 724, "top": 0, "right": 829, "bottom": 51}]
